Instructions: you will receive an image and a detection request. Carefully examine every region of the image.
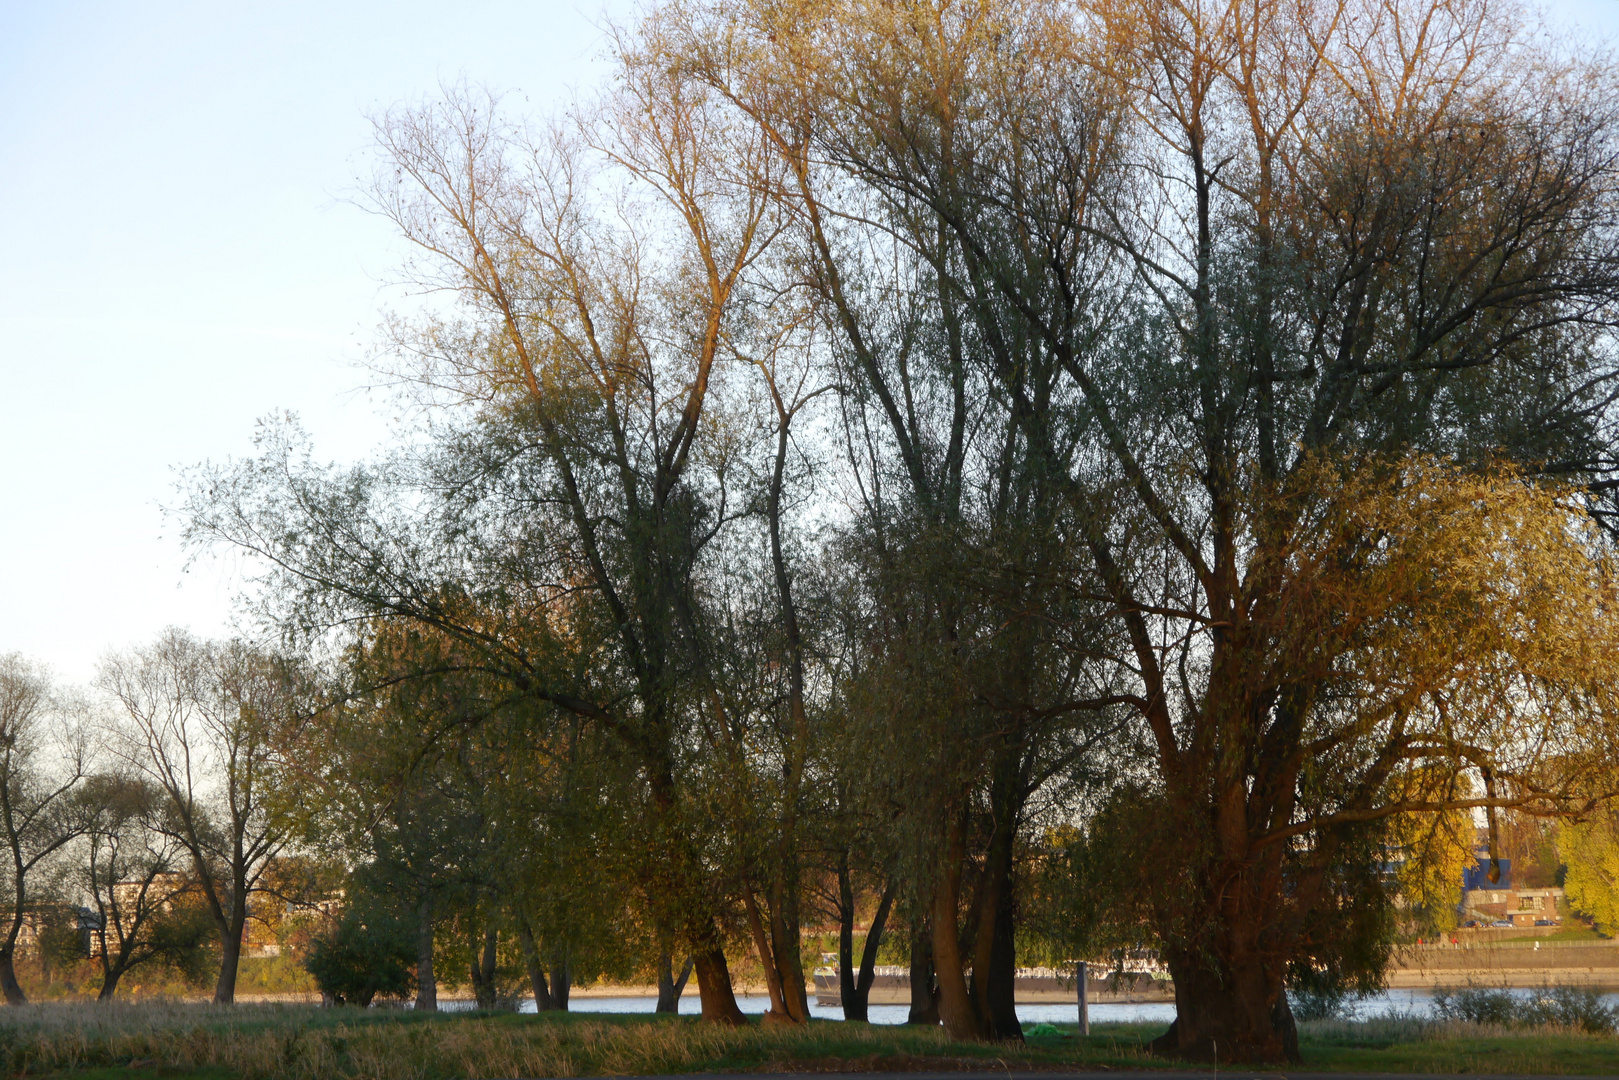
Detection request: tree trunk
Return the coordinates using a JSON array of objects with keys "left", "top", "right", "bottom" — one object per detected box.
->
[
  {"left": 98, "top": 965, "right": 125, "bottom": 1002},
  {"left": 847, "top": 880, "right": 895, "bottom": 1022},
  {"left": 967, "top": 754, "right": 1022, "bottom": 1041},
  {"left": 0, "top": 948, "right": 24, "bottom": 1005},
  {"left": 931, "top": 811, "right": 989, "bottom": 1040},
  {"left": 766, "top": 883, "right": 810, "bottom": 1022},
  {"left": 692, "top": 945, "right": 748, "bottom": 1026},
  {"left": 213, "top": 932, "right": 242, "bottom": 1004},
  {"left": 470, "top": 924, "right": 498, "bottom": 1008},
  {"left": 416, "top": 892, "right": 437, "bottom": 1012},
  {"left": 744, "top": 891, "right": 793, "bottom": 1022},
  {"left": 213, "top": 918, "right": 244, "bottom": 1004},
  {"left": 1152, "top": 944, "right": 1301, "bottom": 1064},
  {"left": 98, "top": 938, "right": 139, "bottom": 1002},
  {"left": 657, "top": 951, "right": 694, "bottom": 1013},
  {"left": 907, "top": 920, "right": 940, "bottom": 1025},
  {"left": 549, "top": 939, "right": 570, "bottom": 1010},
  {"left": 518, "top": 918, "right": 552, "bottom": 1011},
  {"left": 837, "top": 853, "right": 857, "bottom": 1020}
]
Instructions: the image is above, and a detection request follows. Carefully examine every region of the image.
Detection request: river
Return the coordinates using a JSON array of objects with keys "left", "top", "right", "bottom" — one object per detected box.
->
[{"left": 476, "top": 986, "right": 1619, "bottom": 1024}]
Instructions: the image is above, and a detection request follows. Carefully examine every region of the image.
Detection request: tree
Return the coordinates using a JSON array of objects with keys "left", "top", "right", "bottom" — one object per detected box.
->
[
  {"left": 75, "top": 772, "right": 213, "bottom": 1000},
  {"left": 1562, "top": 810, "right": 1619, "bottom": 936},
  {"left": 641, "top": 0, "right": 1619, "bottom": 1055},
  {"left": 0, "top": 654, "right": 88, "bottom": 1004},
  {"left": 101, "top": 630, "right": 305, "bottom": 1004},
  {"left": 665, "top": 0, "right": 1132, "bottom": 1039},
  {"left": 184, "top": 59, "right": 799, "bottom": 1021},
  {"left": 173, "top": 0, "right": 1619, "bottom": 1059},
  {"left": 697, "top": 0, "right": 1619, "bottom": 1058}
]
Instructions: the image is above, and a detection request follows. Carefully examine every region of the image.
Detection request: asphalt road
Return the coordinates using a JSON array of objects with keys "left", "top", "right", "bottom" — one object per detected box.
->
[{"left": 609, "top": 1073, "right": 1606, "bottom": 1080}]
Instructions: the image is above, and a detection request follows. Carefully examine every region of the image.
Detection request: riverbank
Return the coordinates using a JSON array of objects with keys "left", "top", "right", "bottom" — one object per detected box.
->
[
  {"left": 5, "top": 1002, "right": 1619, "bottom": 1078},
  {"left": 1387, "top": 940, "right": 1619, "bottom": 990}
]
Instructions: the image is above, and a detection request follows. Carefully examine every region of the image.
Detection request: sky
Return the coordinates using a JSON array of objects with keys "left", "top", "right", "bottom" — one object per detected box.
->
[
  {"left": 1, "top": 0, "right": 1617, "bottom": 687},
  {"left": 0, "top": 1, "right": 630, "bottom": 684}
]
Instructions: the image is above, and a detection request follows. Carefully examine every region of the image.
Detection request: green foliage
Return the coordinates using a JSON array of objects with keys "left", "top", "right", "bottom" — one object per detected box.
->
[
  {"left": 1288, "top": 980, "right": 1352, "bottom": 1022},
  {"left": 141, "top": 895, "right": 218, "bottom": 986},
  {"left": 1432, "top": 983, "right": 1619, "bottom": 1034},
  {"left": 304, "top": 906, "right": 416, "bottom": 1007}
]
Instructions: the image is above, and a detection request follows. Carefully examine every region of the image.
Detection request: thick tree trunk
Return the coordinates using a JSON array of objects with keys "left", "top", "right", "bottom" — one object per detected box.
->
[
  {"left": 657, "top": 952, "right": 694, "bottom": 1013},
  {"left": 846, "top": 880, "right": 895, "bottom": 1022},
  {"left": 0, "top": 948, "right": 24, "bottom": 1005},
  {"left": 983, "top": 867, "right": 1021, "bottom": 1041},
  {"left": 518, "top": 919, "right": 552, "bottom": 1010},
  {"left": 692, "top": 946, "right": 748, "bottom": 1026},
  {"left": 470, "top": 924, "right": 498, "bottom": 1008},
  {"left": 1152, "top": 946, "right": 1300, "bottom": 1063},
  {"left": 416, "top": 893, "right": 437, "bottom": 1012},
  {"left": 98, "top": 938, "right": 138, "bottom": 1001},
  {"left": 549, "top": 939, "right": 570, "bottom": 1010},
  {"left": 213, "top": 918, "right": 244, "bottom": 1004},
  {"left": 931, "top": 813, "right": 988, "bottom": 1040},
  {"left": 906, "top": 921, "right": 940, "bottom": 1025},
  {"left": 967, "top": 754, "right": 1022, "bottom": 1041}
]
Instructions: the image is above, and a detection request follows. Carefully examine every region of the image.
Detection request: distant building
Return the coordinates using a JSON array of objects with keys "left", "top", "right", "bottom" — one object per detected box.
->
[{"left": 1462, "top": 857, "right": 1512, "bottom": 891}]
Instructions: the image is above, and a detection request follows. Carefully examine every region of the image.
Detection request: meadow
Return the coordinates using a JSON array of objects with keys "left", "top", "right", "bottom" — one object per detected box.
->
[{"left": 2, "top": 1003, "right": 1618, "bottom": 1079}]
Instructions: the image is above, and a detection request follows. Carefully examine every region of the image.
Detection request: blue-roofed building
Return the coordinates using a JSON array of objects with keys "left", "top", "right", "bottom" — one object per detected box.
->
[
  {"left": 1458, "top": 856, "right": 1565, "bottom": 928},
  {"left": 1462, "top": 857, "right": 1512, "bottom": 891}
]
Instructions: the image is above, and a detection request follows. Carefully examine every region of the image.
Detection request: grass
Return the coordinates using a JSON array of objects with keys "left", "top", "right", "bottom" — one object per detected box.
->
[{"left": 1, "top": 1003, "right": 1616, "bottom": 1079}]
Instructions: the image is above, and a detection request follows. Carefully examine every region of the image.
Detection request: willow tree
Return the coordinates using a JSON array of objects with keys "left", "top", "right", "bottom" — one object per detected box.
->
[
  {"left": 658, "top": 0, "right": 1132, "bottom": 1039},
  {"left": 186, "top": 48, "right": 806, "bottom": 1017},
  {"left": 722, "top": 0, "right": 1619, "bottom": 1061}
]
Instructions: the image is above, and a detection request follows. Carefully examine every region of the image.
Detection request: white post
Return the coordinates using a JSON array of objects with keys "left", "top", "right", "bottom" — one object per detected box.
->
[{"left": 1077, "top": 960, "right": 1090, "bottom": 1035}]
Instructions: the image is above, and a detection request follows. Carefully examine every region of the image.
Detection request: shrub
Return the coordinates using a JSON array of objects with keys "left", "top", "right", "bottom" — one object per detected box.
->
[
  {"left": 1432, "top": 982, "right": 1617, "bottom": 1033},
  {"left": 1290, "top": 984, "right": 1352, "bottom": 1022},
  {"left": 303, "top": 909, "right": 415, "bottom": 1007}
]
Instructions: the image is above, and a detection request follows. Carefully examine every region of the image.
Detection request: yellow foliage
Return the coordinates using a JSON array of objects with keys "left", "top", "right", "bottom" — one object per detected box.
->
[
  {"left": 1390, "top": 808, "right": 1473, "bottom": 933},
  {"left": 1259, "top": 456, "right": 1619, "bottom": 817},
  {"left": 1561, "top": 812, "right": 1619, "bottom": 936}
]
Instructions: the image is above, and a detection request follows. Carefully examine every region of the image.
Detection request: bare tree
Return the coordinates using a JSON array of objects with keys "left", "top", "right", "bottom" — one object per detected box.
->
[
  {"left": 101, "top": 630, "right": 300, "bottom": 1004},
  {"left": 76, "top": 772, "right": 207, "bottom": 1000},
  {"left": 0, "top": 654, "right": 89, "bottom": 1005}
]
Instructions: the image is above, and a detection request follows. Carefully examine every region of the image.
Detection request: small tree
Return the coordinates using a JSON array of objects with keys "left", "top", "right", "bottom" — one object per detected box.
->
[
  {"left": 75, "top": 772, "right": 212, "bottom": 999},
  {"left": 0, "top": 654, "right": 88, "bottom": 1005},
  {"left": 101, "top": 630, "right": 304, "bottom": 1004}
]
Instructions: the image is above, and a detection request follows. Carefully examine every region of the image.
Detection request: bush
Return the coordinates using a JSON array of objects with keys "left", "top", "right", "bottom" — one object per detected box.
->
[
  {"left": 1290, "top": 983, "right": 1352, "bottom": 1022},
  {"left": 1432, "top": 982, "right": 1618, "bottom": 1033},
  {"left": 303, "top": 908, "right": 415, "bottom": 1007}
]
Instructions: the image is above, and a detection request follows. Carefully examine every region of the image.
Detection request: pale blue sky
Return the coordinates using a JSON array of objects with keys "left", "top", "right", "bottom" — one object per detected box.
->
[
  {"left": 0, "top": 1, "right": 629, "bottom": 681},
  {"left": 1, "top": 0, "right": 1615, "bottom": 684}
]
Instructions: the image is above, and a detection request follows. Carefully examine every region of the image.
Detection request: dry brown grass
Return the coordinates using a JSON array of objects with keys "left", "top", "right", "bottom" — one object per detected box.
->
[
  {"left": 0, "top": 1002, "right": 983, "bottom": 1079},
  {"left": 4, "top": 1001, "right": 1618, "bottom": 1078}
]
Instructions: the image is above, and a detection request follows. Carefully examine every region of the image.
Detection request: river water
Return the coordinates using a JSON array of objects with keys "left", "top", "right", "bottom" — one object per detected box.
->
[{"left": 488, "top": 986, "right": 1619, "bottom": 1025}]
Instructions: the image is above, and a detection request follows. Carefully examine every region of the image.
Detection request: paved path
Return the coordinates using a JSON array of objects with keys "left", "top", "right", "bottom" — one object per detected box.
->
[{"left": 610, "top": 1073, "right": 1606, "bottom": 1080}]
